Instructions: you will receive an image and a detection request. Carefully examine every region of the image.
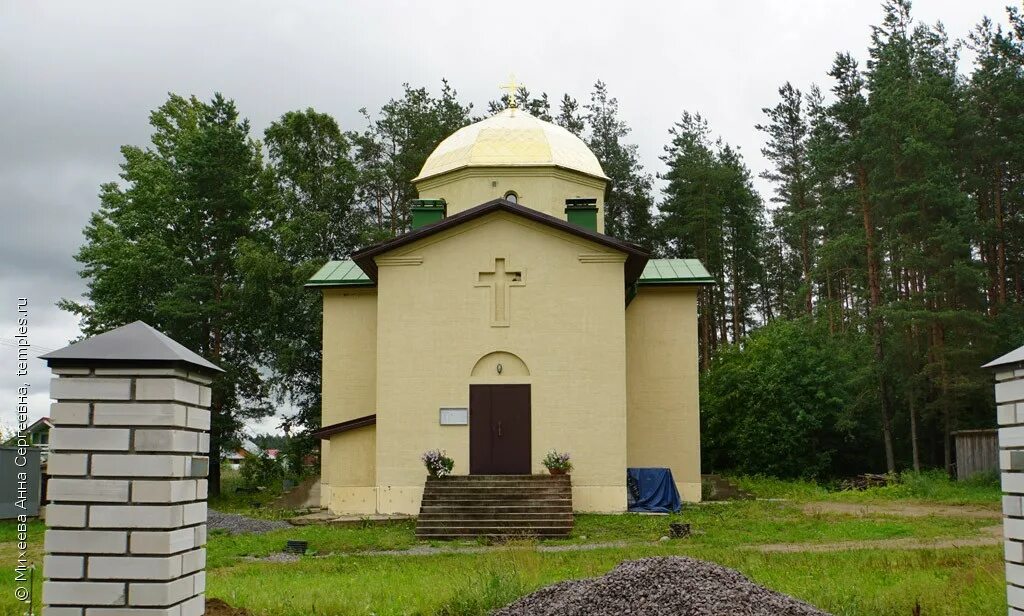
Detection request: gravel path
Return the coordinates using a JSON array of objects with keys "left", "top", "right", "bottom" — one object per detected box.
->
[
  {"left": 252, "top": 552, "right": 301, "bottom": 563},
  {"left": 208, "top": 510, "right": 291, "bottom": 535},
  {"left": 494, "top": 556, "right": 831, "bottom": 616},
  {"left": 360, "top": 540, "right": 632, "bottom": 557},
  {"left": 754, "top": 526, "right": 1002, "bottom": 553}
]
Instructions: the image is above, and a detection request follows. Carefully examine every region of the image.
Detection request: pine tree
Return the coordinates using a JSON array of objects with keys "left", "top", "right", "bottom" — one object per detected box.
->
[
  {"left": 757, "top": 82, "right": 817, "bottom": 316},
  {"left": 717, "top": 145, "right": 767, "bottom": 340},
  {"left": 351, "top": 80, "right": 472, "bottom": 237},
  {"left": 677, "top": 1, "right": 1024, "bottom": 476},
  {"left": 61, "top": 94, "right": 272, "bottom": 495},
  {"left": 584, "top": 81, "right": 655, "bottom": 246},
  {"left": 824, "top": 50, "right": 900, "bottom": 472},
  {"left": 486, "top": 87, "right": 553, "bottom": 121},
  {"left": 660, "top": 112, "right": 722, "bottom": 366},
  {"left": 555, "top": 94, "right": 585, "bottom": 136},
  {"left": 966, "top": 9, "right": 1024, "bottom": 309},
  {"left": 864, "top": 0, "right": 988, "bottom": 472},
  {"left": 659, "top": 113, "right": 767, "bottom": 365}
]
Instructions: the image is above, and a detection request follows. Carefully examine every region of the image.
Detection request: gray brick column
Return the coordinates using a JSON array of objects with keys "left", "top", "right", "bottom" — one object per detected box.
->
[
  {"left": 987, "top": 345, "right": 1024, "bottom": 615},
  {"left": 39, "top": 321, "right": 221, "bottom": 616}
]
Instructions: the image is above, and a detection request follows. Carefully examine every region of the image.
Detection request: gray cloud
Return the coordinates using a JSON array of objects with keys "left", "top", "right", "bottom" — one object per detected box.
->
[{"left": 0, "top": 0, "right": 1007, "bottom": 433}]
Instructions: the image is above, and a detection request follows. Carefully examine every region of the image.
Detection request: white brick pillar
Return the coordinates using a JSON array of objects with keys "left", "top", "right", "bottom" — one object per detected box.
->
[
  {"left": 39, "top": 321, "right": 221, "bottom": 616},
  {"left": 989, "top": 346, "right": 1024, "bottom": 616}
]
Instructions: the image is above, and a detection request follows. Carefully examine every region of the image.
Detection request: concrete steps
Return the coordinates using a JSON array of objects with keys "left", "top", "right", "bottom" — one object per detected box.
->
[{"left": 415, "top": 474, "right": 573, "bottom": 540}]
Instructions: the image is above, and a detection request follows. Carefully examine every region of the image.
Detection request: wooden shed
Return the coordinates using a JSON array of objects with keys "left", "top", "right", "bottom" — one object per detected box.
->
[{"left": 953, "top": 429, "right": 998, "bottom": 480}]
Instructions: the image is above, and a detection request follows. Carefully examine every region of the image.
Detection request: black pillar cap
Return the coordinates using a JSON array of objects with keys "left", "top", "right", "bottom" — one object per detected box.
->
[{"left": 40, "top": 321, "right": 223, "bottom": 374}]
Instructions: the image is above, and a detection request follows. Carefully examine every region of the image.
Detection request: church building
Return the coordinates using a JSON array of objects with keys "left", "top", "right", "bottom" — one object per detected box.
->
[{"left": 309, "top": 97, "right": 711, "bottom": 515}]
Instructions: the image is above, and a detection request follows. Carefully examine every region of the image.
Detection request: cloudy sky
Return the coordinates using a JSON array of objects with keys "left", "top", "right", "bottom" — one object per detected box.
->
[{"left": 1, "top": 0, "right": 1011, "bottom": 435}]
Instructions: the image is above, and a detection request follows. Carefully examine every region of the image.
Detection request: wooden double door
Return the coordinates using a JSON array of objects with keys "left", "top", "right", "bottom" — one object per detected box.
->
[{"left": 469, "top": 384, "right": 531, "bottom": 474}]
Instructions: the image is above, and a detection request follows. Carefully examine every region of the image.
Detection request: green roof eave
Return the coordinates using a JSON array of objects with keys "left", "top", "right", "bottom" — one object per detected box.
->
[
  {"left": 305, "top": 260, "right": 375, "bottom": 288},
  {"left": 307, "top": 257, "right": 712, "bottom": 289},
  {"left": 304, "top": 281, "right": 376, "bottom": 288},
  {"left": 638, "top": 278, "right": 714, "bottom": 286},
  {"left": 638, "top": 258, "right": 715, "bottom": 285}
]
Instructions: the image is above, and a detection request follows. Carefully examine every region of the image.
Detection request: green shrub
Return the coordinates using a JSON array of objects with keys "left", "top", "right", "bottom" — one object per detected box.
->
[
  {"left": 846, "top": 469, "right": 1001, "bottom": 504},
  {"left": 239, "top": 452, "right": 284, "bottom": 488},
  {"left": 730, "top": 475, "right": 831, "bottom": 500},
  {"left": 701, "top": 318, "right": 878, "bottom": 479}
]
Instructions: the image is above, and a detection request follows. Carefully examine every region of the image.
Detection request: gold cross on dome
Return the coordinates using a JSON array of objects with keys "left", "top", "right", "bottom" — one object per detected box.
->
[
  {"left": 476, "top": 257, "right": 525, "bottom": 327},
  {"left": 499, "top": 74, "right": 519, "bottom": 109}
]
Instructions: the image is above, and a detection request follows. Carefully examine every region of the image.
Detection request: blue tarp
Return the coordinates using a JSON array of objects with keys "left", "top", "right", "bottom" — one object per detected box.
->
[{"left": 626, "top": 467, "right": 682, "bottom": 513}]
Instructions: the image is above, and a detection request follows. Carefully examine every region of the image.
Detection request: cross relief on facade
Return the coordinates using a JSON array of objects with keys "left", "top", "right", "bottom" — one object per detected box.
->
[{"left": 476, "top": 257, "right": 525, "bottom": 327}]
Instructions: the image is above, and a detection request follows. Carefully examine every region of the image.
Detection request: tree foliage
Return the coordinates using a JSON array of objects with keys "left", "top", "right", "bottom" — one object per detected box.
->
[
  {"left": 349, "top": 81, "right": 473, "bottom": 237},
  {"left": 659, "top": 113, "right": 766, "bottom": 365},
  {"left": 61, "top": 94, "right": 272, "bottom": 495},
  {"left": 235, "top": 108, "right": 368, "bottom": 465},
  {"left": 702, "top": 319, "right": 875, "bottom": 479},
  {"left": 702, "top": 0, "right": 1024, "bottom": 475}
]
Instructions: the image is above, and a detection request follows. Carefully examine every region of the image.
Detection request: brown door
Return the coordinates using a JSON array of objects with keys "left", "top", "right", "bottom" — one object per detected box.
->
[{"left": 469, "top": 384, "right": 531, "bottom": 474}]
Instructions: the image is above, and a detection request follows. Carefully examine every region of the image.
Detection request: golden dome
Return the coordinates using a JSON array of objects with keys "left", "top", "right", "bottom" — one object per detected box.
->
[{"left": 413, "top": 109, "right": 608, "bottom": 183}]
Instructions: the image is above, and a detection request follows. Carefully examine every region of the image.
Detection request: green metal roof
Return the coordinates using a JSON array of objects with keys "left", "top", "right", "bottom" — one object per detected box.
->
[
  {"left": 306, "top": 260, "right": 373, "bottom": 287},
  {"left": 638, "top": 259, "right": 714, "bottom": 285},
  {"left": 307, "top": 257, "right": 713, "bottom": 288}
]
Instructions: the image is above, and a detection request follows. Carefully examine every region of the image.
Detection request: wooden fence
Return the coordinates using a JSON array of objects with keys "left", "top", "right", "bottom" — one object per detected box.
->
[{"left": 952, "top": 429, "right": 998, "bottom": 480}]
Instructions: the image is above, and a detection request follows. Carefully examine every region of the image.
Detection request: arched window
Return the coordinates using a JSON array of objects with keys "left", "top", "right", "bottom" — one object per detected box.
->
[{"left": 504, "top": 191, "right": 518, "bottom": 204}]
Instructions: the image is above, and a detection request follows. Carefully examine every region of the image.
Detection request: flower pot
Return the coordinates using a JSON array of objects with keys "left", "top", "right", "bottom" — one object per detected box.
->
[{"left": 548, "top": 468, "right": 567, "bottom": 476}]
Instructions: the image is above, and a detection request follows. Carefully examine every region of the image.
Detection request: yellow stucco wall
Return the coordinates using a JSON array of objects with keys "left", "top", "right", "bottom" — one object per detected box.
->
[
  {"left": 319, "top": 218, "right": 705, "bottom": 514},
  {"left": 321, "top": 288, "right": 378, "bottom": 510},
  {"left": 625, "top": 286, "right": 703, "bottom": 502},
  {"left": 322, "top": 288, "right": 378, "bottom": 426},
  {"left": 372, "top": 211, "right": 628, "bottom": 514},
  {"left": 415, "top": 167, "right": 608, "bottom": 233},
  {"left": 325, "top": 427, "right": 377, "bottom": 514}
]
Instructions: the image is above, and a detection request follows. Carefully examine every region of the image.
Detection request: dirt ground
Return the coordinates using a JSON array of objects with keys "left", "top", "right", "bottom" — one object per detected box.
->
[
  {"left": 206, "top": 598, "right": 253, "bottom": 615},
  {"left": 801, "top": 501, "right": 1001, "bottom": 519},
  {"left": 271, "top": 475, "right": 321, "bottom": 510}
]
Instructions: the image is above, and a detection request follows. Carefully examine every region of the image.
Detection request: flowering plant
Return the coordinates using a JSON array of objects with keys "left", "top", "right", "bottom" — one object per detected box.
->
[
  {"left": 542, "top": 450, "right": 573, "bottom": 473},
  {"left": 421, "top": 449, "right": 454, "bottom": 478}
]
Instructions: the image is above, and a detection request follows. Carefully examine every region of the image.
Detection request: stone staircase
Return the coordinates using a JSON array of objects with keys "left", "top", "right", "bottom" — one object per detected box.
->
[{"left": 416, "top": 474, "right": 574, "bottom": 540}]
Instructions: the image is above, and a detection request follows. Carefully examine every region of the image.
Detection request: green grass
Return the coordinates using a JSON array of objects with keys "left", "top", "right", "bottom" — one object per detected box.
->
[
  {"left": 0, "top": 519, "right": 44, "bottom": 616},
  {"left": 207, "top": 520, "right": 418, "bottom": 568},
  {"left": 1, "top": 473, "right": 1005, "bottom": 615},
  {"left": 568, "top": 501, "right": 994, "bottom": 548},
  {"left": 199, "top": 500, "right": 997, "bottom": 568},
  {"left": 206, "top": 544, "right": 1005, "bottom": 615},
  {"left": 199, "top": 483, "right": 1005, "bottom": 615},
  {"left": 732, "top": 470, "right": 1002, "bottom": 506}
]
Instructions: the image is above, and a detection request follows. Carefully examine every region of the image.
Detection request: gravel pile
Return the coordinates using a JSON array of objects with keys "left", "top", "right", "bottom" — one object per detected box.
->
[
  {"left": 494, "top": 557, "right": 831, "bottom": 616},
  {"left": 207, "top": 510, "right": 291, "bottom": 535}
]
